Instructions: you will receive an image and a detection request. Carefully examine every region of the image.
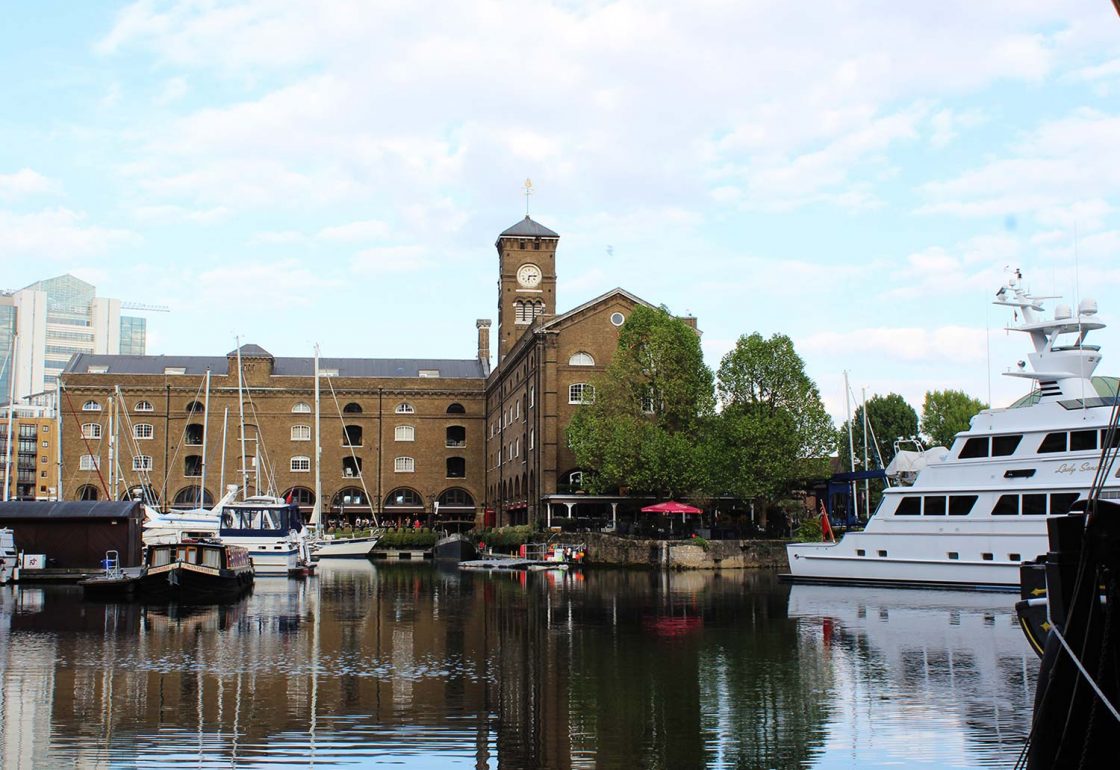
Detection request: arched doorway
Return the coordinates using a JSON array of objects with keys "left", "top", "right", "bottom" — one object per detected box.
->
[{"left": 172, "top": 486, "right": 214, "bottom": 510}]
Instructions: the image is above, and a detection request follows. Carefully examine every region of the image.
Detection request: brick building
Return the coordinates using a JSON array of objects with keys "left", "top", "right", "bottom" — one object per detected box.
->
[{"left": 59, "top": 215, "right": 695, "bottom": 528}]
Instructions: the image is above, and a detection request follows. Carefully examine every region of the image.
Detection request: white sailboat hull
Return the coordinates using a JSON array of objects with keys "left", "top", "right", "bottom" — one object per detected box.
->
[{"left": 312, "top": 537, "right": 378, "bottom": 560}]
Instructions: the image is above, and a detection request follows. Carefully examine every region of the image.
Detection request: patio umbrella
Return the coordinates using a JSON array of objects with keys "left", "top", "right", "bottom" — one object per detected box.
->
[{"left": 641, "top": 500, "right": 703, "bottom": 514}]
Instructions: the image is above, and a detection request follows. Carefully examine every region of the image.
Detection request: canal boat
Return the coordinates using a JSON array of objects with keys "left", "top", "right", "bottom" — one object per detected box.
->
[
  {"left": 219, "top": 496, "right": 314, "bottom": 576},
  {"left": 786, "top": 270, "right": 1119, "bottom": 590},
  {"left": 139, "top": 539, "right": 254, "bottom": 601}
]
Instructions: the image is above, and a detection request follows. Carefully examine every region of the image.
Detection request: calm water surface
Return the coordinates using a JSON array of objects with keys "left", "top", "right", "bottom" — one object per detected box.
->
[{"left": 0, "top": 564, "right": 1036, "bottom": 769}]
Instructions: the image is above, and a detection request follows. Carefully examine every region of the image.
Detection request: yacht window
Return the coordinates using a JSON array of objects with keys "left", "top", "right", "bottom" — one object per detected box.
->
[
  {"left": 923, "top": 496, "right": 947, "bottom": 516},
  {"left": 1038, "top": 432, "right": 1067, "bottom": 453},
  {"left": 982, "top": 553, "right": 994, "bottom": 561},
  {"left": 958, "top": 437, "right": 989, "bottom": 459},
  {"left": 1102, "top": 429, "right": 1120, "bottom": 449},
  {"left": 992, "top": 494, "right": 1019, "bottom": 515},
  {"left": 1050, "top": 493, "right": 1079, "bottom": 515},
  {"left": 948, "top": 495, "right": 978, "bottom": 516},
  {"left": 895, "top": 497, "right": 921, "bottom": 516},
  {"left": 856, "top": 549, "right": 866, "bottom": 556},
  {"left": 1009, "top": 553, "right": 1021, "bottom": 562},
  {"left": 948, "top": 552, "right": 959, "bottom": 560},
  {"left": 878, "top": 550, "right": 888, "bottom": 558},
  {"left": 1070, "top": 430, "right": 1097, "bottom": 452},
  {"left": 991, "top": 435, "right": 1022, "bottom": 456},
  {"left": 1022, "top": 494, "right": 1046, "bottom": 515}
]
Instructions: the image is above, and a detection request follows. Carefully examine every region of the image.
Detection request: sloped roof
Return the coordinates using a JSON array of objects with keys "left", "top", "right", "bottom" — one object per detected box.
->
[
  {"left": 0, "top": 500, "right": 143, "bottom": 520},
  {"left": 64, "top": 353, "right": 487, "bottom": 379},
  {"left": 541, "top": 287, "right": 656, "bottom": 330},
  {"left": 228, "top": 343, "right": 272, "bottom": 358},
  {"left": 498, "top": 216, "right": 559, "bottom": 239}
]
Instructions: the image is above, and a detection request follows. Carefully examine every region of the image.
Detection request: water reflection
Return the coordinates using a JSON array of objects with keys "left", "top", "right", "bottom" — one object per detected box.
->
[{"left": 0, "top": 567, "right": 1034, "bottom": 768}]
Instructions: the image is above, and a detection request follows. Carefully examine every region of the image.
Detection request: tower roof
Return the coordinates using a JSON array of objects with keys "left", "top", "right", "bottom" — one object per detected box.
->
[
  {"left": 227, "top": 343, "right": 273, "bottom": 358},
  {"left": 498, "top": 216, "right": 559, "bottom": 239}
]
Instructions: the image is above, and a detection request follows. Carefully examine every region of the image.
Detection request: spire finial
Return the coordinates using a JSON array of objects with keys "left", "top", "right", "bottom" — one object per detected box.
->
[{"left": 523, "top": 178, "right": 533, "bottom": 217}]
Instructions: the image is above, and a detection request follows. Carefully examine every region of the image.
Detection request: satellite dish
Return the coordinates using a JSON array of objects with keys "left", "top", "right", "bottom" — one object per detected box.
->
[
  {"left": 1079, "top": 298, "right": 1098, "bottom": 316},
  {"left": 1054, "top": 304, "right": 1071, "bottom": 320}
]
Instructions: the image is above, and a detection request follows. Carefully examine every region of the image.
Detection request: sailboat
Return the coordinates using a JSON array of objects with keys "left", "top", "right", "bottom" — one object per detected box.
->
[{"left": 307, "top": 344, "right": 382, "bottom": 560}]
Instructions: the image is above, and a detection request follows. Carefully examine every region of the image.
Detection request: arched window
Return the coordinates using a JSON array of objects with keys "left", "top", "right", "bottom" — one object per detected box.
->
[
  {"left": 185, "top": 424, "right": 203, "bottom": 445},
  {"left": 184, "top": 455, "right": 202, "bottom": 477},
  {"left": 568, "top": 351, "right": 595, "bottom": 366},
  {"left": 332, "top": 487, "right": 369, "bottom": 510},
  {"left": 395, "top": 425, "right": 415, "bottom": 442},
  {"left": 343, "top": 402, "right": 362, "bottom": 414},
  {"left": 446, "top": 403, "right": 466, "bottom": 414},
  {"left": 343, "top": 425, "right": 362, "bottom": 446},
  {"left": 292, "top": 402, "right": 312, "bottom": 413},
  {"left": 446, "top": 457, "right": 466, "bottom": 478},
  {"left": 532, "top": 300, "right": 544, "bottom": 319},
  {"left": 282, "top": 487, "right": 315, "bottom": 507},
  {"left": 76, "top": 484, "right": 100, "bottom": 501},
  {"left": 394, "top": 457, "right": 415, "bottom": 473},
  {"left": 384, "top": 488, "right": 423, "bottom": 508},
  {"left": 173, "top": 487, "right": 213, "bottom": 509},
  {"left": 185, "top": 401, "right": 204, "bottom": 414},
  {"left": 290, "top": 456, "right": 310, "bottom": 472},
  {"left": 514, "top": 300, "right": 528, "bottom": 324},
  {"left": 122, "top": 484, "right": 159, "bottom": 503},
  {"left": 291, "top": 425, "right": 311, "bottom": 441},
  {"left": 134, "top": 423, "right": 154, "bottom": 440},
  {"left": 81, "top": 423, "right": 102, "bottom": 439},
  {"left": 82, "top": 400, "right": 101, "bottom": 412},
  {"left": 438, "top": 488, "right": 475, "bottom": 508},
  {"left": 135, "top": 400, "right": 154, "bottom": 412},
  {"left": 445, "top": 425, "right": 466, "bottom": 447},
  {"left": 395, "top": 402, "right": 415, "bottom": 414}
]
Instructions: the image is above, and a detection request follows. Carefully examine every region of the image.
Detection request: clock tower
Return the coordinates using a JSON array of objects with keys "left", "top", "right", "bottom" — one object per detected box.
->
[{"left": 495, "top": 215, "right": 559, "bottom": 365}]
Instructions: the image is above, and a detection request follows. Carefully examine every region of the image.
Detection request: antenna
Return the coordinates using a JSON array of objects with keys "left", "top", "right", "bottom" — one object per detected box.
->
[{"left": 523, "top": 178, "right": 533, "bottom": 216}]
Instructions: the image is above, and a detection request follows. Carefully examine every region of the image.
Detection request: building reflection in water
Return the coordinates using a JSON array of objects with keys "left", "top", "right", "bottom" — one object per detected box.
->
[{"left": 0, "top": 567, "right": 1034, "bottom": 769}]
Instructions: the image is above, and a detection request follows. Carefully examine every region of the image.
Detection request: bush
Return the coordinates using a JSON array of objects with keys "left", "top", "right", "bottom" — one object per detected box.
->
[
  {"left": 795, "top": 516, "right": 823, "bottom": 543},
  {"left": 378, "top": 528, "right": 438, "bottom": 548},
  {"left": 689, "top": 535, "right": 710, "bottom": 551},
  {"left": 477, "top": 525, "right": 537, "bottom": 550}
]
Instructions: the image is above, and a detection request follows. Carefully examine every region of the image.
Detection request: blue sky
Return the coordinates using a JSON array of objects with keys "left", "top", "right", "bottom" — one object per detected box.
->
[{"left": 3, "top": 1, "right": 1119, "bottom": 420}]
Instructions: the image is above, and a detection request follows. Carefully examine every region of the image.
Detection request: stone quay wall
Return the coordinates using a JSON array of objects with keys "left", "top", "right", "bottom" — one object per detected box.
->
[{"left": 581, "top": 534, "right": 789, "bottom": 570}]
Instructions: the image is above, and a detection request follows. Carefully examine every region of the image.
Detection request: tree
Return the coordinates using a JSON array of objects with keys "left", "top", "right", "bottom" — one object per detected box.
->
[
  {"left": 709, "top": 333, "right": 835, "bottom": 501},
  {"left": 566, "top": 305, "right": 714, "bottom": 498},
  {"left": 838, "top": 392, "right": 918, "bottom": 471},
  {"left": 921, "top": 389, "right": 987, "bottom": 449}
]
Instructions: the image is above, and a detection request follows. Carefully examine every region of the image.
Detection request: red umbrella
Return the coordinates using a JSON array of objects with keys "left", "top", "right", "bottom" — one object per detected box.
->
[{"left": 641, "top": 500, "right": 703, "bottom": 514}]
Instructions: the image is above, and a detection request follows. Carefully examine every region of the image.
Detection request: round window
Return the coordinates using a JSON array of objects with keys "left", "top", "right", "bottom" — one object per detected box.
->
[{"left": 610, "top": 312, "right": 625, "bottom": 327}]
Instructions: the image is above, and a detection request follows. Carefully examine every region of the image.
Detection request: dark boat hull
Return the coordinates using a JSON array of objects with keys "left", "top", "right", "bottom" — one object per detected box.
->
[
  {"left": 139, "top": 563, "right": 254, "bottom": 603},
  {"left": 434, "top": 533, "right": 477, "bottom": 562}
]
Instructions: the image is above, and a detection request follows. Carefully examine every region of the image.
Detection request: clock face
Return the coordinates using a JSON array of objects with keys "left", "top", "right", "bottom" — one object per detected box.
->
[{"left": 517, "top": 263, "right": 542, "bottom": 288}]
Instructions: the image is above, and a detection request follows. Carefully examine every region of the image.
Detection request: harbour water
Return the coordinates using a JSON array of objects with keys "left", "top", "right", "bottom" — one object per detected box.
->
[{"left": 0, "top": 565, "right": 1035, "bottom": 769}]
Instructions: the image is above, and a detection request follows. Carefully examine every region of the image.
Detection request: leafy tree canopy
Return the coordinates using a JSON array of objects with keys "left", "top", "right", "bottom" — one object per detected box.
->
[
  {"left": 838, "top": 392, "right": 918, "bottom": 470},
  {"left": 921, "top": 389, "right": 987, "bottom": 449},
  {"left": 566, "top": 304, "right": 714, "bottom": 498}
]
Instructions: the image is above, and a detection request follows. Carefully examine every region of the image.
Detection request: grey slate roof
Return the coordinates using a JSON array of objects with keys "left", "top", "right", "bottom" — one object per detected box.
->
[
  {"left": 498, "top": 216, "right": 559, "bottom": 239},
  {"left": 228, "top": 343, "right": 272, "bottom": 358},
  {"left": 65, "top": 352, "right": 487, "bottom": 379},
  {"left": 0, "top": 500, "right": 143, "bottom": 520}
]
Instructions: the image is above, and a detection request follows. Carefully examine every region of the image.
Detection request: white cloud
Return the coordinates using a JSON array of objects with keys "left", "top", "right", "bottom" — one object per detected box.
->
[
  {"left": 0, "top": 169, "right": 59, "bottom": 200},
  {"left": 801, "top": 325, "right": 987, "bottom": 364},
  {"left": 317, "top": 219, "right": 390, "bottom": 242},
  {"left": 131, "top": 204, "right": 232, "bottom": 224},
  {"left": 155, "top": 76, "right": 189, "bottom": 106},
  {"left": 195, "top": 259, "right": 341, "bottom": 308},
  {"left": 350, "top": 246, "right": 429, "bottom": 274},
  {"left": 0, "top": 208, "right": 139, "bottom": 258}
]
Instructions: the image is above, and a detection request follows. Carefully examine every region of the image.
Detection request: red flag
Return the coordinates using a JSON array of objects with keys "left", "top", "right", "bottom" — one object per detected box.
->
[
  {"left": 286, "top": 491, "right": 294, "bottom": 504},
  {"left": 820, "top": 503, "right": 835, "bottom": 543}
]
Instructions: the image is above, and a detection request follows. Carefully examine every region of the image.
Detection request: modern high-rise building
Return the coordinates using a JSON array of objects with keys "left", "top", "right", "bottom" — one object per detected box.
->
[{"left": 0, "top": 274, "right": 150, "bottom": 404}]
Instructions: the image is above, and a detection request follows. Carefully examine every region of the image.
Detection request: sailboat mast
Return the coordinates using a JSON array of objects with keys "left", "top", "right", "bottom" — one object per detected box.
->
[
  {"left": 107, "top": 395, "right": 115, "bottom": 498},
  {"left": 219, "top": 406, "right": 228, "bottom": 501},
  {"left": 313, "top": 344, "right": 321, "bottom": 535},
  {"left": 200, "top": 368, "right": 211, "bottom": 509},
  {"left": 236, "top": 340, "right": 248, "bottom": 499},
  {"left": 844, "top": 370, "right": 856, "bottom": 521},
  {"left": 862, "top": 386, "right": 869, "bottom": 520},
  {"left": 2, "top": 334, "right": 16, "bottom": 502}
]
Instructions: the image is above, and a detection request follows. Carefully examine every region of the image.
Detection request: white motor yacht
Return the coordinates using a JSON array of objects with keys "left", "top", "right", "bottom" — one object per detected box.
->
[
  {"left": 786, "top": 271, "right": 1119, "bottom": 589},
  {"left": 219, "top": 495, "right": 313, "bottom": 576}
]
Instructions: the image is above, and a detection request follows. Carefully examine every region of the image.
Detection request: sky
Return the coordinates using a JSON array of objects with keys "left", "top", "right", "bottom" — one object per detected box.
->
[{"left": 2, "top": 1, "right": 1120, "bottom": 422}]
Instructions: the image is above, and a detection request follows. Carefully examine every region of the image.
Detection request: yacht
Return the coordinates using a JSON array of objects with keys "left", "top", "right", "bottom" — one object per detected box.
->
[
  {"left": 219, "top": 495, "right": 313, "bottom": 576},
  {"left": 786, "top": 271, "right": 1119, "bottom": 589},
  {"left": 141, "top": 486, "right": 239, "bottom": 545}
]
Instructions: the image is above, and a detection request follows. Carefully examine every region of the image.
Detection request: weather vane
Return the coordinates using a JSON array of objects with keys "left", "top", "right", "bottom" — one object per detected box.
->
[{"left": 524, "top": 178, "right": 533, "bottom": 216}]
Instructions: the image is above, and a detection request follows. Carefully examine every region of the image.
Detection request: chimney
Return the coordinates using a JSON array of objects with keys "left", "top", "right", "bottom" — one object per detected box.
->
[{"left": 476, "top": 319, "right": 491, "bottom": 373}]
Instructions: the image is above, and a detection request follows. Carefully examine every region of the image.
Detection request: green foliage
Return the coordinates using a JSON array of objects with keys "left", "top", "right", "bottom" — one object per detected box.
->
[
  {"left": 794, "top": 515, "right": 823, "bottom": 542},
  {"left": 838, "top": 392, "right": 919, "bottom": 470},
  {"left": 477, "top": 525, "right": 536, "bottom": 550},
  {"left": 921, "top": 389, "right": 987, "bottom": 448},
  {"left": 708, "top": 333, "right": 835, "bottom": 502},
  {"left": 689, "top": 535, "right": 710, "bottom": 550},
  {"left": 567, "top": 305, "right": 714, "bottom": 498},
  {"left": 378, "top": 528, "right": 439, "bottom": 548}
]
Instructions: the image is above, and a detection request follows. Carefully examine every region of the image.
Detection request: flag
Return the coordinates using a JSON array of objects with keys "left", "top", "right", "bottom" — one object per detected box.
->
[{"left": 820, "top": 502, "right": 835, "bottom": 543}]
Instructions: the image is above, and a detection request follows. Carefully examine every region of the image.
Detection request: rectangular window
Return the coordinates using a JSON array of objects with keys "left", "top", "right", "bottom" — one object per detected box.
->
[
  {"left": 290, "top": 457, "right": 310, "bottom": 472},
  {"left": 991, "top": 435, "right": 1022, "bottom": 456},
  {"left": 948, "top": 552, "right": 959, "bottom": 560},
  {"left": 1038, "top": 432, "right": 1068, "bottom": 453},
  {"left": 1022, "top": 494, "right": 1047, "bottom": 515},
  {"left": 1102, "top": 430, "right": 1120, "bottom": 449},
  {"left": 923, "top": 496, "right": 947, "bottom": 516},
  {"left": 958, "top": 437, "right": 989, "bottom": 459},
  {"left": 1050, "top": 492, "right": 1079, "bottom": 516},
  {"left": 569, "top": 383, "right": 594, "bottom": 404},
  {"left": 80, "top": 455, "right": 99, "bottom": 471},
  {"left": 395, "top": 425, "right": 415, "bottom": 442},
  {"left": 86, "top": 365, "right": 108, "bottom": 374},
  {"left": 291, "top": 425, "right": 311, "bottom": 441},
  {"left": 134, "top": 424, "right": 154, "bottom": 440},
  {"left": 81, "top": 423, "right": 102, "bottom": 439},
  {"left": 992, "top": 494, "right": 1019, "bottom": 515},
  {"left": 418, "top": 369, "right": 439, "bottom": 378},
  {"left": 394, "top": 457, "right": 415, "bottom": 473},
  {"left": 529, "top": 429, "right": 534, "bottom": 450},
  {"left": 1070, "top": 430, "right": 1097, "bottom": 452},
  {"left": 948, "top": 495, "right": 978, "bottom": 516},
  {"left": 320, "top": 368, "right": 339, "bottom": 377},
  {"left": 163, "top": 367, "right": 186, "bottom": 375},
  {"left": 132, "top": 455, "right": 153, "bottom": 471},
  {"left": 895, "top": 496, "right": 921, "bottom": 515},
  {"left": 529, "top": 385, "right": 535, "bottom": 408}
]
